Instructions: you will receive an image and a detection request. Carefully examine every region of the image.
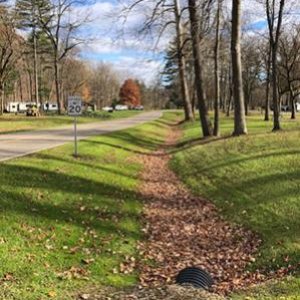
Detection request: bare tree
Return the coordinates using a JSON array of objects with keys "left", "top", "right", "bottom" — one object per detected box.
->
[
  {"left": 231, "top": 0, "right": 247, "bottom": 135},
  {"left": 121, "top": 0, "right": 194, "bottom": 121},
  {"left": 278, "top": 25, "right": 300, "bottom": 119},
  {"left": 213, "top": 0, "right": 222, "bottom": 136},
  {"left": 188, "top": 0, "right": 213, "bottom": 137},
  {"left": 89, "top": 62, "right": 121, "bottom": 108},
  {"left": 0, "top": 8, "right": 20, "bottom": 114},
  {"left": 242, "top": 38, "right": 262, "bottom": 115},
  {"left": 15, "top": 0, "right": 51, "bottom": 107},
  {"left": 37, "top": 0, "right": 88, "bottom": 114},
  {"left": 174, "top": 0, "right": 194, "bottom": 121},
  {"left": 265, "top": 0, "right": 285, "bottom": 130},
  {"left": 262, "top": 40, "right": 272, "bottom": 121}
]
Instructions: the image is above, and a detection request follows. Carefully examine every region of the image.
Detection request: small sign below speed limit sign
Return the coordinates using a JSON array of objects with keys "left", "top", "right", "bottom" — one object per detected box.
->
[{"left": 68, "top": 96, "right": 82, "bottom": 116}]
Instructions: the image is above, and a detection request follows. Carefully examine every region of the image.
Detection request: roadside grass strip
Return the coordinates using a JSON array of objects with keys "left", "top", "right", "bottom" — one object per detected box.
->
[
  {"left": 0, "top": 112, "right": 178, "bottom": 300},
  {"left": 0, "top": 111, "right": 140, "bottom": 134}
]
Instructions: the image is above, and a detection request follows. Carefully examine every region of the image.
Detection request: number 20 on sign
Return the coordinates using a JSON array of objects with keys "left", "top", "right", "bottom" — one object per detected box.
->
[{"left": 68, "top": 96, "right": 82, "bottom": 157}]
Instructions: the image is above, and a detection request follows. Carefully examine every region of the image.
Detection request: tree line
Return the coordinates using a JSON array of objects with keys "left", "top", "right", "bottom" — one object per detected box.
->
[
  {"left": 0, "top": 0, "right": 167, "bottom": 114},
  {"left": 1, "top": 0, "right": 299, "bottom": 134},
  {"left": 124, "top": 0, "right": 299, "bottom": 136}
]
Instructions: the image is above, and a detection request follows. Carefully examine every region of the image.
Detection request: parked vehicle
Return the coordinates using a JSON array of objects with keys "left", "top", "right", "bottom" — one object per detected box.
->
[
  {"left": 26, "top": 105, "right": 39, "bottom": 117},
  {"left": 43, "top": 103, "right": 58, "bottom": 112},
  {"left": 5, "top": 102, "right": 43, "bottom": 114},
  {"left": 18, "top": 103, "right": 28, "bottom": 113},
  {"left": 134, "top": 105, "right": 144, "bottom": 110},
  {"left": 115, "top": 105, "right": 128, "bottom": 111},
  {"left": 102, "top": 106, "right": 114, "bottom": 113},
  {"left": 5, "top": 102, "right": 19, "bottom": 113}
]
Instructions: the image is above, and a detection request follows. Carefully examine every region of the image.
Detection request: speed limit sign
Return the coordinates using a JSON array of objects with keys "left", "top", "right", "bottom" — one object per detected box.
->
[
  {"left": 68, "top": 96, "right": 82, "bottom": 116},
  {"left": 68, "top": 96, "right": 82, "bottom": 157}
]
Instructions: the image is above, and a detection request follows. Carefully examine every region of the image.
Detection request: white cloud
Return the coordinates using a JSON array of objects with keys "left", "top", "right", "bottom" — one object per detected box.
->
[
  {"left": 113, "top": 56, "right": 163, "bottom": 85},
  {"left": 73, "top": 0, "right": 169, "bottom": 84},
  {"left": 75, "top": 0, "right": 300, "bottom": 84}
]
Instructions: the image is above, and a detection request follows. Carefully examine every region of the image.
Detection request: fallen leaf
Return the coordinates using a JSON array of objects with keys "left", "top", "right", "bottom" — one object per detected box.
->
[{"left": 48, "top": 291, "right": 57, "bottom": 298}]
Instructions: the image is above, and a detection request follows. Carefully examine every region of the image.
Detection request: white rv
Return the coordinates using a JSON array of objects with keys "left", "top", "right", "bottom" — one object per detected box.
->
[
  {"left": 18, "top": 103, "right": 28, "bottom": 113},
  {"left": 43, "top": 103, "right": 58, "bottom": 112},
  {"left": 115, "top": 105, "right": 128, "bottom": 111},
  {"left": 6, "top": 102, "right": 19, "bottom": 113}
]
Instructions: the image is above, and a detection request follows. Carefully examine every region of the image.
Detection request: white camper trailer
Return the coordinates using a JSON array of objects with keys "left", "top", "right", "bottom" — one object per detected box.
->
[
  {"left": 43, "top": 103, "right": 58, "bottom": 112},
  {"left": 18, "top": 103, "right": 28, "bottom": 113},
  {"left": 6, "top": 102, "right": 19, "bottom": 113}
]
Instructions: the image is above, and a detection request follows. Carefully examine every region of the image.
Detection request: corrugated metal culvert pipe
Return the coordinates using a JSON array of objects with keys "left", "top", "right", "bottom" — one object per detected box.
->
[{"left": 176, "top": 267, "right": 214, "bottom": 290}]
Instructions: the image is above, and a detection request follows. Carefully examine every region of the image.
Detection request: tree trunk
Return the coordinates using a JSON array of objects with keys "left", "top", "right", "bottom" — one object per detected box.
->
[
  {"left": 28, "top": 70, "right": 33, "bottom": 103},
  {"left": 245, "top": 92, "right": 249, "bottom": 116},
  {"left": 271, "top": 44, "right": 281, "bottom": 130},
  {"left": 0, "top": 84, "right": 4, "bottom": 115},
  {"left": 290, "top": 91, "right": 296, "bottom": 119},
  {"left": 221, "top": 66, "right": 227, "bottom": 113},
  {"left": 174, "top": 0, "right": 194, "bottom": 121},
  {"left": 191, "top": 87, "right": 196, "bottom": 114},
  {"left": 54, "top": 53, "right": 62, "bottom": 114},
  {"left": 188, "top": 0, "right": 213, "bottom": 137},
  {"left": 226, "top": 64, "right": 233, "bottom": 116},
  {"left": 33, "top": 29, "right": 40, "bottom": 106},
  {"left": 265, "top": 77, "right": 270, "bottom": 121},
  {"left": 19, "top": 76, "right": 23, "bottom": 102},
  {"left": 231, "top": 0, "right": 247, "bottom": 135},
  {"left": 213, "top": 0, "right": 221, "bottom": 136},
  {"left": 265, "top": 44, "right": 271, "bottom": 121},
  {"left": 266, "top": 0, "right": 285, "bottom": 131}
]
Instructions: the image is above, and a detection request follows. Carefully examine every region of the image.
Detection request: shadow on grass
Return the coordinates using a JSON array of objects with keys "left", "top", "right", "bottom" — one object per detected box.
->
[
  {"left": 155, "top": 118, "right": 184, "bottom": 127},
  {"left": 181, "top": 149, "right": 300, "bottom": 174},
  {"left": 35, "top": 153, "right": 140, "bottom": 181},
  {"left": 77, "top": 126, "right": 233, "bottom": 157},
  {"left": 82, "top": 129, "right": 166, "bottom": 157},
  {"left": 0, "top": 163, "right": 141, "bottom": 239}
]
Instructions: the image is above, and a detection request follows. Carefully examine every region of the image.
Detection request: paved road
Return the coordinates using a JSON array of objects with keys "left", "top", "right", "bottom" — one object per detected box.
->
[{"left": 0, "top": 111, "right": 162, "bottom": 162}]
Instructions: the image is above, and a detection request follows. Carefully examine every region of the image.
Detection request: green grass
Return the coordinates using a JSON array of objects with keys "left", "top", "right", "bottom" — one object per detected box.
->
[
  {"left": 232, "top": 277, "right": 300, "bottom": 300},
  {"left": 0, "top": 112, "right": 177, "bottom": 300},
  {"left": 170, "top": 112, "right": 300, "bottom": 299},
  {"left": 0, "top": 111, "right": 140, "bottom": 134}
]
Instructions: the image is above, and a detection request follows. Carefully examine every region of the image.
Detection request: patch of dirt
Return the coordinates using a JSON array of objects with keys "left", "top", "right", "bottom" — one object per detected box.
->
[{"left": 77, "top": 285, "right": 225, "bottom": 300}]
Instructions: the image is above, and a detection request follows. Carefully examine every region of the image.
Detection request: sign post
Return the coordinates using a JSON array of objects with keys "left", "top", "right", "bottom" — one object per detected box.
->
[
  {"left": 68, "top": 96, "right": 82, "bottom": 157},
  {"left": 74, "top": 116, "right": 78, "bottom": 156}
]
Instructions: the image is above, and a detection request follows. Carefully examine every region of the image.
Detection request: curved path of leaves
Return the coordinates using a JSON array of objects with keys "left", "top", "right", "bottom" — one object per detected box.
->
[
  {"left": 77, "top": 124, "right": 281, "bottom": 299},
  {"left": 137, "top": 128, "right": 262, "bottom": 294}
]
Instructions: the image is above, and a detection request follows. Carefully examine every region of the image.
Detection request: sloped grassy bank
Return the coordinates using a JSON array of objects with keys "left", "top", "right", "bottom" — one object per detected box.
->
[{"left": 170, "top": 114, "right": 300, "bottom": 299}]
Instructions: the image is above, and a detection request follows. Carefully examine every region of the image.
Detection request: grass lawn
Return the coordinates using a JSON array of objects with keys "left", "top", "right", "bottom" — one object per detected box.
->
[
  {"left": 0, "top": 112, "right": 178, "bottom": 300},
  {"left": 0, "top": 110, "right": 140, "bottom": 134},
  {"left": 170, "top": 112, "right": 300, "bottom": 299}
]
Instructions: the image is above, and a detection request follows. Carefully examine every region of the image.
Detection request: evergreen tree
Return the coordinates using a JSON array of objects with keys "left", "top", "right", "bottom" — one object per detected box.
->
[{"left": 15, "top": 0, "right": 51, "bottom": 105}]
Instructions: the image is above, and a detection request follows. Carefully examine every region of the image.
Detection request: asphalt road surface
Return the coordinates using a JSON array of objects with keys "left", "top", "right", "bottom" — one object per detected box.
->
[{"left": 0, "top": 111, "right": 162, "bottom": 162}]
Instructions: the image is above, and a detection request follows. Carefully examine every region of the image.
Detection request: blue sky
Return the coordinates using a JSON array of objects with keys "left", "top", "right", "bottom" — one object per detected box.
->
[
  {"left": 75, "top": 0, "right": 300, "bottom": 85},
  {"left": 74, "top": 0, "right": 168, "bottom": 85},
  {"left": 75, "top": 0, "right": 175, "bottom": 85}
]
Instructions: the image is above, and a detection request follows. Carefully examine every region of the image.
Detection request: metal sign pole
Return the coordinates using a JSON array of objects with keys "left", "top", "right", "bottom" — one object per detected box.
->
[
  {"left": 68, "top": 96, "right": 82, "bottom": 158},
  {"left": 74, "top": 116, "right": 78, "bottom": 157}
]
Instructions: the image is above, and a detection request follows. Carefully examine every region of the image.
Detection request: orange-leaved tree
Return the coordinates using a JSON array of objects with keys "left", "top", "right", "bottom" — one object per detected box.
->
[{"left": 119, "top": 79, "right": 141, "bottom": 107}]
